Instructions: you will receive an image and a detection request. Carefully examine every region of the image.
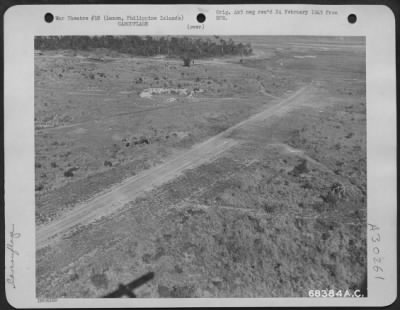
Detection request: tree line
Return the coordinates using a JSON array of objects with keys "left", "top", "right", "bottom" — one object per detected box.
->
[{"left": 34, "top": 36, "right": 253, "bottom": 61}]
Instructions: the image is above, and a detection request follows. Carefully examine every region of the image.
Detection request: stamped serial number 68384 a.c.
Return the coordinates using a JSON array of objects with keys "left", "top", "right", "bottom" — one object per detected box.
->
[{"left": 308, "top": 289, "right": 364, "bottom": 298}]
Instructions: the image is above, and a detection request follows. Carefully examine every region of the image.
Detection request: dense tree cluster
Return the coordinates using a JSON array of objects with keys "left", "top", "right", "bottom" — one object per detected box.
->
[{"left": 34, "top": 36, "right": 253, "bottom": 60}]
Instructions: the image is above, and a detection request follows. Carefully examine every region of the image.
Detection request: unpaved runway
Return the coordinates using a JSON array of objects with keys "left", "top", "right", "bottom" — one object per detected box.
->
[{"left": 36, "top": 83, "right": 311, "bottom": 249}]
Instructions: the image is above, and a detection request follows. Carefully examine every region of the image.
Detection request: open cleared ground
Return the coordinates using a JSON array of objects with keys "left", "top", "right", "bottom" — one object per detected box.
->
[{"left": 36, "top": 36, "right": 366, "bottom": 298}]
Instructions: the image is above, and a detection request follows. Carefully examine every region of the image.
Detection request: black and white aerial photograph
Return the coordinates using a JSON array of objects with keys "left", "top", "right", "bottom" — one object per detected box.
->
[{"left": 35, "top": 35, "right": 367, "bottom": 298}]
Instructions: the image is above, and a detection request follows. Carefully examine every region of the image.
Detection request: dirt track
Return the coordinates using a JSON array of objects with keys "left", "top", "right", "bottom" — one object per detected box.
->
[{"left": 36, "top": 83, "right": 311, "bottom": 249}]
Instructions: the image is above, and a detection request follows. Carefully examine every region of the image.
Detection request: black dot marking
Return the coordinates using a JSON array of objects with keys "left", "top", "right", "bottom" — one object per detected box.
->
[
  {"left": 44, "top": 12, "right": 54, "bottom": 23},
  {"left": 197, "top": 13, "right": 206, "bottom": 23},
  {"left": 348, "top": 14, "right": 357, "bottom": 24}
]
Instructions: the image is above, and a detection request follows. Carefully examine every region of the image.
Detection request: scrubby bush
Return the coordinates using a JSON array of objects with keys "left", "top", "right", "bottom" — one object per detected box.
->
[
  {"left": 64, "top": 167, "right": 78, "bottom": 177},
  {"left": 290, "top": 159, "right": 309, "bottom": 177},
  {"left": 104, "top": 160, "right": 113, "bottom": 167},
  {"left": 322, "top": 182, "right": 346, "bottom": 204},
  {"left": 183, "top": 57, "right": 191, "bottom": 67},
  {"left": 64, "top": 170, "right": 74, "bottom": 177},
  {"left": 334, "top": 143, "right": 341, "bottom": 150}
]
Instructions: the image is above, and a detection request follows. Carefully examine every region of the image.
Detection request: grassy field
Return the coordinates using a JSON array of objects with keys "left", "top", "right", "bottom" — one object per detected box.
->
[{"left": 35, "top": 36, "right": 366, "bottom": 298}]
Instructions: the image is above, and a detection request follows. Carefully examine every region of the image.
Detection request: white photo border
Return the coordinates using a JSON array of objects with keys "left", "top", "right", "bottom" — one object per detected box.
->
[{"left": 4, "top": 4, "right": 397, "bottom": 308}]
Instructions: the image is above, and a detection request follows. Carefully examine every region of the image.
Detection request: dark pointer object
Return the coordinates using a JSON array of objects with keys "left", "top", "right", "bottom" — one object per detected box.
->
[{"left": 103, "top": 272, "right": 154, "bottom": 298}]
